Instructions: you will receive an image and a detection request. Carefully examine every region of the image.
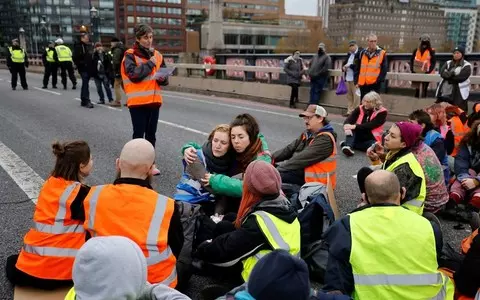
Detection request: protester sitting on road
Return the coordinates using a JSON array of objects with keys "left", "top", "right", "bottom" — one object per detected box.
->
[
  {"left": 324, "top": 170, "right": 454, "bottom": 299},
  {"left": 425, "top": 103, "right": 455, "bottom": 148},
  {"left": 82, "top": 138, "right": 183, "bottom": 287},
  {"left": 65, "top": 236, "right": 191, "bottom": 300},
  {"left": 6, "top": 141, "right": 92, "bottom": 289},
  {"left": 273, "top": 104, "right": 337, "bottom": 188},
  {"left": 359, "top": 122, "right": 427, "bottom": 215},
  {"left": 341, "top": 91, "right": 387, "bottom": 157},
  {"left": 454, "top": 220, "right": 480, "bottom": 300},
  {"left": 193, "top": 161, "right": 300, "bottom": 297},
  {"left": 199, "top": 114, "right": 272, "bottom": 213}
]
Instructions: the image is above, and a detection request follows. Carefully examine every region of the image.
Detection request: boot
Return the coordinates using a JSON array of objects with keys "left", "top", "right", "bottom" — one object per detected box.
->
[{"left": 109, "top": 101, "right": 121, "bottom": 107}]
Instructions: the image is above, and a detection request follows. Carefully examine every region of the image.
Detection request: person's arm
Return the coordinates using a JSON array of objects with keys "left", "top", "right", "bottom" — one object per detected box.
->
[
  {"left": 319, "top": 55, "right": 332, "bottom": 76},
  {"left": 42, "top": 50, "right": 47, "bottom": 65},
  {"left": 449, "top": 65, "right": 472, "bottom": 84},
  {"left": 6, "top": 49, "right": 12, "bottom": 68},
  {"left": 123, "top": 52, "right": 155, "bottom": 82},
  {"left": 445, "top": 130, "right": 455, "bottom": 155},
  {"left": 168, "top": 202, "right": 184, "bottom": 258},
  {"left": 208, "top": 174, "right": 243, "bottom": 198},
  {"left": 377, "top": 51, "right": 387, "bottom": 83},
  {"left": 112, "top": 48, "right": 122, "bottom": 76},
  {"left": 277, "top": 135, "right": 333, "bottom": 171},
  {"left": 344, "top": 107, "right": 361, "bottom": 125},
  {"left": 430, "top": 138, "right": 447, "bottom": 163},
  {"left": 439, "top": 62, "right": 450, "bottom": 80},
  {"left": 454, "top": 144, "right": 472, "bottom": 181},
  {"left": 157, "top": 57, "right": 169, "bottom": 86},
  {"left": 180, "top": 141, "right": 202, "bottom": 155},
  {"left": 354, "top": 110, "right": 387, "bottom": 131},
  {"left": 272, "top": 135, "right": 302, "bottom": 163},
  {"left": 53, "top": 49, "right": 59, "bottom": 63},
  {"left": 69, "top": 184, "right": 91, "bottom": 221},
  {"left": 428, "top": 49, "right": 436, "bottom": 74},
  {"left": 72, "top": 44, "right": 82, "bottom": 68}
]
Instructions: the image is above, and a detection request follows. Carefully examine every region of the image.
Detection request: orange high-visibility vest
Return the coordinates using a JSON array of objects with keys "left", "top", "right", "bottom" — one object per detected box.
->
[
  {"left": 304, "top": 131, "right": 337, "bottom": 188},
  {"left": 414, "top": 48, "right": 434, "bottom": 74},
  {"left": 355, "top": 105, "right": 387, "bottom": 143},
  {"left": 450, "top": 116, "right": 469, "bottom": 157},
  {"left": 83, "top": 184, "right": 177, "bottom": 287},
  {"left": 16, "top": 177, "right": 86, "bottom": 280},
  {"left": 120, "top": 48, "right": 163, "bottom": 107},
  {"left": 358, "top": 49, "right": 386, "bottom": 86}
]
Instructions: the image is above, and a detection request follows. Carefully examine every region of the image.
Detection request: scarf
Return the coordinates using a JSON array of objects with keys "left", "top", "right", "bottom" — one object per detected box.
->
[{"left": 201, "top": 141, "right": 232, "bottom": 175}]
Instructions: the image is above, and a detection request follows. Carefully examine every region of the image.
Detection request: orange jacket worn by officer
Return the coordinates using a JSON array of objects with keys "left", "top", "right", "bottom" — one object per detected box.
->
[
  {"left": 16, "top": 177, "right": 89, "bottom": 280},
  {"left": 83, "top": 180, "right": 178, "bottom": 287},
  {"left": 120, "top": 47, "right": 163, "bottom": 107},
  {"left": 357, "top": 48, "right": 387, "bottom": 87}
]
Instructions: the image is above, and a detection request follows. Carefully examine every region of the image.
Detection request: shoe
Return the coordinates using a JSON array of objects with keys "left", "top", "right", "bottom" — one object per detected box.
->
[
  {"left": 23, "top": 87, "right": 28, "bottom": 90},
  {"left": 342, "top": 145, "right": 354, "bottom": 157},
  {"left": 109, "top": 101, "right": 121, "bottom": 107},
  {"left": 42, "top": 86, "right": 47, "bottom": 89},
  {"left": 52, "top": 86, "right": 57, "bottom": 89},
  {"left": 289, "top": 103, "right": 296, "bottom": 109},
  {"left": 12, "top": 87, "right": 16, "bottom": 90},
  {"left": 339, "top": 140, "right": 346, "bottom": 148},
  {"left": 86, "top": 103, "right": 94, "bottom": 108},
  {"left": 72, "top": 85, "right": 76, "bottom": 90},
  {"left": 97, "top": 100, "right": 105, "bottom": 104},
  {"left": 152, "top": 166, "right": 160, "bottom": 176},
  {"left": 63, "top": 85, "right": 67, "bottom": 90}
]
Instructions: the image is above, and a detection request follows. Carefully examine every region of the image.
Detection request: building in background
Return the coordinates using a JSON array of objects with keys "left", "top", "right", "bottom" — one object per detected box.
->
[
  {"left": 317, "top": 0, "right": 334, "bottom": 28},
  {"left": 116, "top": 0, "right": 186, "bottom": 53},
  {"left": 328, "top": 0, "right": 446, "bottom": 52}
]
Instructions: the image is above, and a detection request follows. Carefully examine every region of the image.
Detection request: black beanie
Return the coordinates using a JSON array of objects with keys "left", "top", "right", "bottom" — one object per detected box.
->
[
  {"left": 247, "top": 250, "right": 310, "bottom": 300},
  {"left": 453, "top": 46, "right": 465, "bottom": 57}
]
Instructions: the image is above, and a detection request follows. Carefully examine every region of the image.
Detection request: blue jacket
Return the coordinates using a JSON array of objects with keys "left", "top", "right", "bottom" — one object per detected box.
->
[
  {"left": 424, "top": 129, "right": 450, "bottom": 185},
  {"left": 454, "top": 144, "right": 480, "bottom": 182}
]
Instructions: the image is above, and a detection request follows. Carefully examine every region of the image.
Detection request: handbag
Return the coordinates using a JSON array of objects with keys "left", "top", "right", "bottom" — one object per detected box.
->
[{"left": 336, "top": 77, "right": 348, "bottom": 95}]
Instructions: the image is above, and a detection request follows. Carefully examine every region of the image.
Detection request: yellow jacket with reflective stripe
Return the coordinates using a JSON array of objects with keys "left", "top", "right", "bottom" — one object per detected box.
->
[
  {"left": 350, "top": 206, "right": 454, "bottom": 300},
  {"left": 9, "top": 47, "right": 25, "bottom": 63},
  {"left": 64, "top": 287, "right": 75, "bottom": 299},
  {"left": 382, "top": 152, "right": 427, "bottom": 215},
  {"left": 241, "top": 211, "right": 301, "bottom": 281},
  {"left": 45, "top": 48, "right": 55, "bottom": 62},
  {"left": 55, "top": 45, "right": 72, "bottom": 62}
]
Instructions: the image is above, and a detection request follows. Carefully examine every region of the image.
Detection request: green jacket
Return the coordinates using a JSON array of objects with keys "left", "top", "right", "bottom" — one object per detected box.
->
[{"left": 180, "top": 134, "right": 271, "bottom": 198}]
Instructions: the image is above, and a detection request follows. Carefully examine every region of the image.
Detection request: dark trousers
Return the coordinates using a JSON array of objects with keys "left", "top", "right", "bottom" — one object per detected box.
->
[
  {"left": 43, "top": 62, "right": 57, "bottom": 88},
  {"left": 59, "top": 61, "right": 76, "bottom": 88},
  {"left": 359, "top": 83, "right": 380, "bottom": 100},
  {"left": 94, "top": 75, "right": 113, "bottom": 102},
  {"left": 279, "top": 170, "right": 305, "bottom": 186},
  {"left": 309, "top": 77, "right": 327, "bottom": 104},
  {"left": 5, "top": 254, "right": 72, "bottom": 290},
  {"left": 414, "top": 82, "right": 429, "bottom": 98},
  {"left": 289, "top": 83, "right": 299, "bottom": 106},
  {"left": 80, "top": 71, "right": 91, "bottom": 104},
  {"left": 129, "top": 105, "right": 160, "bottom": 148},
  {"left": 345, "top": 133, "right": 376, "bottom": 151},
  {"left": 10, "top": 63, "right": 27, "bottom": 89}
]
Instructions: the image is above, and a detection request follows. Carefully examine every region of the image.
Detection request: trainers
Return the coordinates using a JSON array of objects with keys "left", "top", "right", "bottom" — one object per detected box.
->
[
  {"left": 97, "top": 100, "right": 105, "bottom": 104},
  {"left": 339, "top": 140, "right": 346, "bottom": 148},
  {"left": 109, "top": 101, "right": 121, "bottom": 107},
  {"left": 342, "top": 145, "right": 354, "bottom": 157}
]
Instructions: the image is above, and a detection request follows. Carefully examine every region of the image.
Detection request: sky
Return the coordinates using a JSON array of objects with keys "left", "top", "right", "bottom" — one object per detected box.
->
[{"left": 285, "top": 0, "right": 317, "bottom": 16}]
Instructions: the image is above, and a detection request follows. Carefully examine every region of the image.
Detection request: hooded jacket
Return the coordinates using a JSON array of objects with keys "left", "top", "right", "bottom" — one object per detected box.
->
[
  {"left": 111, "top": 41, "right": 126, "bottom": 78},
  {"left": 69, "top": 236, "right": 191, "bottom": 300},
  {"left": 73, "top": 41, "right": 94, "bottom": 74}
]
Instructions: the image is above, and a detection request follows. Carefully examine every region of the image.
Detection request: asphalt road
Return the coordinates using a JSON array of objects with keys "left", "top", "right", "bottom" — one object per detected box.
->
[{"left": 0, "top": 70, "right": 472, "bottom": 299}]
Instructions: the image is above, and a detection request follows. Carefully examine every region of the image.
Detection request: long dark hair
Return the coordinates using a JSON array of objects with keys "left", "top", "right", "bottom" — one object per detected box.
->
[
  {"left": 51, "top": 140, "right": 91, "bottom": 182},
  {"left": 409, "top": 109, "right": 435, "bottom": 137},
  {"left": 230, "top": 114, "right": 262, "bottom": 172},
  {"left": 461, "top": 120, "right": 480, "bottom": 149}
]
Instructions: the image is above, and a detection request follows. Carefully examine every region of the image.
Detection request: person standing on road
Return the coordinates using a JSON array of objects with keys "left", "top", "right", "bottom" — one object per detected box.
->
[
  {"left": 342, "top": 40, "right": 362, "bottom": 116},
  {"left": 110, "top": 37, "right": 125, "bottom": 107},
  {"left": 284, "top": 50, "right": 305, "bottom": 108},
  {"left": 55, "top": 38, "right": 77, "bottom": 90},
  {"left": 42, "top": 41, "right": 58, "bottom": 89},
  {"left": 354, "top": 33, "right": 388, "bottom": 100},
  {"left": 410, "top": 34, "right": 436, "bottom": 98},
  {"left": 92, "top": 42, "right": 114, "bottom": 104},
  {"left": 307, "top": 43, "right": 332, "bottom": 105},
  {"left": 121, "top": 24, "right": 170, "bottom": 175},
  {"left": 73, "top": 32, "right": 94, "bottom": 108},
  {"left": 7, "top": 38, "right": 28, "bottom": 91}
]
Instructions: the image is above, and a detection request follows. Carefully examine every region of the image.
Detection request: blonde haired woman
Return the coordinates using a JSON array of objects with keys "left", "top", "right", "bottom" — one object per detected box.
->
[{"left": 341, "top": 91, "right": 388, "bottom": 156}]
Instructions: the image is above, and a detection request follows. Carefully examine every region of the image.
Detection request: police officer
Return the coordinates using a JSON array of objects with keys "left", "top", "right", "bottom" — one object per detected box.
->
[
  {"left": 42, "top": 41, "right": 58, "bottom": 89},
  {"left": 54, "top": 38, "right": 77, "bottom": 90},
  {"left": 7, "top": 38, "right": 28, "bottom": 91}
]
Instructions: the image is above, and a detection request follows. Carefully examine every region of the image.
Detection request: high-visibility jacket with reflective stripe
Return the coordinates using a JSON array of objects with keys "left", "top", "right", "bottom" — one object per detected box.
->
[
  {"left": 45, "top": 48, "right": 55, "bottom": 63},
  {"left": 414, "top": 49, "right": 434, "bottom": 74},
  {"left": 65, "top": 287, "right": 75, "bottom": 299},
  {"left": 83, "top": 184, "right": 177, "bottom": 287},
  {"left": 120, "top": 48, "right": 163, "bottom": 107},
  {"left": 55, "top": 45, "right": 72, "bottom": 62},
  {"left": 382, "top": 152, "right": 427, "bottom": 215},
  {"left": 304, "top": 131, "right": 337, "bottom": 189},
  {"left": 9, "top": 47, "right": 25, "bottom": 63},
  {"left": 241, "top": 211, "right": 300, "bottom": 281},
  {"left": 436, "top": 60, "right": 472, "bottom": 101},
  {"left": 355, "top": 105, "right": 387, "bottom": 143},
  {"left": 358, "top": 50, "right": 386, "bottom": 86},
  {"left": 16, "top": 177, "right": 86, "bottom": 280},
  {"left": 450, "top": 115, "right": 469, "bottom": 157},
  {"left": 350, "top": 206, "right": 454, "bottom": 300}
]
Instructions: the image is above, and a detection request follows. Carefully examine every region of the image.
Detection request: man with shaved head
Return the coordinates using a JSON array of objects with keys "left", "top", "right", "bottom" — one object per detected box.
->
[
  {"left": 83, "top": 139, "right": 183, "bottom": 287},
  {"left": 322, "top": 170, "right": 453, "bottom": 299}
]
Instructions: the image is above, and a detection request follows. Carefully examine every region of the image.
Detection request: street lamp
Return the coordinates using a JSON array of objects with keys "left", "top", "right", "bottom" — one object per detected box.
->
[
  {"left": 90, "top": 6, "right": 99, "bottom": 43},
  {"left": 40, "top": 19, "right": 47, "bottom": 50},
  {"left": 18, "top": 27, "right": 26, "bottom": 50}
]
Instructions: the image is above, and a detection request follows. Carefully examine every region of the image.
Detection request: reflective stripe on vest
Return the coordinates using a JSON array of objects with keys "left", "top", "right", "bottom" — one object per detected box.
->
[
  {"left": 414, "top": 49, "right": 433, "bottom": 74},
  {"left": 450, "top": 116, "right": 469, "bottom": 157},
  {"left": 46, "top": 48, "right": 55, "bottom": 62},
  {"left": 23, "top": 245, "right": 78, "bottom": 257},
  {"left": 9, "top": 47, "right": 25, "bottom": 63},
  {"left": 358, "top": 49, "right": 386, "bottom": 86},
  {"left": 355, "top": 105, "right": 387, "bottom": 143},
  {"left": 304, "top": 131, "right": 337, "bottom": 188},
  {"left": 382, "top": 152, "right": 426, "bottom": 215},
  {"left": 65, "top": 288, "right": 75, "bottom": 300},
  {"left": 55, "top": 45, "right": 72, "bottom": 62}
]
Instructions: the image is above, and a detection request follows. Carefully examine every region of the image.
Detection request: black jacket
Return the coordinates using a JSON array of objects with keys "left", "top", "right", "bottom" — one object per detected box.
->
[
  {"left": 323, "top": 204, "right": 443, "bottom": 295},
  {"left": 455, "top": 230, "right": 480, "bottom": 297},
  {"left": 7, "top": 45, "right": 28, "bottom": 68},
  {"left": 111, "top": 42, "right": 125, "bottom": 78},
  {"left": 91, "top": 50, "right": 112, "bottom": 79},
  {"left": 73, "top": 41, "right": 94, "bottom": 74},
  {"left": 194, "top": 195, "right": 298, "bottom": 267}
]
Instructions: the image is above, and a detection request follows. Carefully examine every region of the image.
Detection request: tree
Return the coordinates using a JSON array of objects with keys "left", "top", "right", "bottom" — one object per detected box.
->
[
  {"left": 376, "top": 35, "right": 396, "bottom": 52},
  {"left": 438, "top": 40, "right": 454, "bottom": 52},
  {"left": 398, "top": 38, "right": 419, "bottom": 53},
  {"left": 274, "top": 20, "right": 334, "bottom": 53}
]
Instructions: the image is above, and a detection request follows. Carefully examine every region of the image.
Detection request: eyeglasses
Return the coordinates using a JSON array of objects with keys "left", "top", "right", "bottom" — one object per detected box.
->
[{"left": 368, "top": 40, "right": 377, "bottom": 42}]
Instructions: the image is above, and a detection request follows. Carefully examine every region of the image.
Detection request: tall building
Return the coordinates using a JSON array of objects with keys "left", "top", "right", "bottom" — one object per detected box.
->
[
  {"left": 328, "top": 0, "right": 446, "bottom": 51},
  {"left": 186, "top": 0, "right": 285, "bottom": 21},
  {"left": 318, "top": 0, "right": 335, "bottom": 28}
]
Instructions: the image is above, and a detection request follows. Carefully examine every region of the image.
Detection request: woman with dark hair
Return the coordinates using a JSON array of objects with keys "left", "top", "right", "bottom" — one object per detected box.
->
[
  {"left": 284, "top": 50, "right": 305, "bottom": 108},
  {"left": 410, "top": 34, "right": 436, "bottom": 98},
  {"left": 6, "top": 140, "right": 93, "bottom": 289}
]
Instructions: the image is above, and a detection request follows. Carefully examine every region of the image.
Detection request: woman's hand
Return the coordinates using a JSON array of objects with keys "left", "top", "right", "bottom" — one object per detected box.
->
[
  {"left": 344, "top": 124, "right": 356, "bottom": 131},
  {"left": 183, "top": 147, "right": 197, "bottom": 164},
  {"left": 201, "top": 173, "right": 212, "bottom": 186},
  {"left": 462, "top": 178, "right": 479, "bottom": 190}
]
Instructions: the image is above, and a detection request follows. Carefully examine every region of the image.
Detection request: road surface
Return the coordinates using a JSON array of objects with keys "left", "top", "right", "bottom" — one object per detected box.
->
[{"left": 0, "top": 70, "right": 471, "bottom": 299}]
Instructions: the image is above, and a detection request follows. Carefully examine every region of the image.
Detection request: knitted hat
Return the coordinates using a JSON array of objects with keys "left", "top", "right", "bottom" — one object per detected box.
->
[
  {"left": 247, "top": 250, "right": 311, "bottom": 300},
  {"left": 243, "top": 160, "right": 281, "bottom": 196},
  {"left": 395, "top": 122, "right": 422, "bottom": 148},
  {"left": 453, "top": 46, "right": 465, "bottom": 57},
  {"left": 94, "top": 42, "right": 103, "bottom": 48}
]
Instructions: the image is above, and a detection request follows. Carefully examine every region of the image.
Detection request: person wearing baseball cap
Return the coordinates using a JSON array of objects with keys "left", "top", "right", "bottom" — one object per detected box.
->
[
  {"left": 307, "top": 42, "right": 332, "bottom": 105},
  {"left": 272, "top": 104, "right": 338, "bottom": 188}
]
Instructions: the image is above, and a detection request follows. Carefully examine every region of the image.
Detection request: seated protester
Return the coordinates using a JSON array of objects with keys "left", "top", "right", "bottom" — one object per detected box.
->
[
  {"left": 467, "top": 103, "right": 480, "bottom": 128},
  {"left": 65, "top": 236, "right": 191, "bottom": 300},
  {"left": 445, "top": 104, "right": 470, "bottom": 159},
  {"left": 273, "top": 105, "right": 337, "bottom": 188},
  {"left": 360, "top": 122, "right": 427, "bottom": 215},
  {"left": 193, "top": 161, "right": 300, "bottom": 291},
  {"left": 425, "top": 103, "right": 455, "bottom": 156},
  {"left": 200, "top": 114, "right": 272, "bottom": 212},
  {"left": 6, "top": 141, "right": 92, "bottom": 290},
  {"left": 82, "top": 139, "right": 183, "bottom": 287},
  {"left": 324, "top": 170, "right": 454, "bottom": 299},
  {"left": 341, "top": 91, "right": 387, "bottom": 157},
  {"left": 455, "top": 226, "right": 480, "bottom": 300}
]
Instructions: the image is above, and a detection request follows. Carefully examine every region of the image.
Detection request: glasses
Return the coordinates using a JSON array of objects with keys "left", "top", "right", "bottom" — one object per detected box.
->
[{"left": 368, "top": 40, "right": 377, "bottom": 43}]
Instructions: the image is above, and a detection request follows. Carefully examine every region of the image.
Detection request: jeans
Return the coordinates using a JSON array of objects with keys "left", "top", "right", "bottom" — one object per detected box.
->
[
  {"left": 309, "top": 77, "right": 327, "bottom": 104},
  {"left": 80, "top": 71, "right": 91, "bottom": 104},
  {"left": 94, "top": 75, "right": 113, "bottom": 102},
  {"left": 345, "top": 133, "right": 376, "bottom": 152},
  {"left": 129, "top": 105, "right": 160, "bottom": 148}
]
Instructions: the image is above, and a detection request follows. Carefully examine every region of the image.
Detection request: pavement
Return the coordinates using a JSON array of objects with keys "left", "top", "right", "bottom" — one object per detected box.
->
[{"left": 0, "top": 70, "right": 473, "bottom": 299}]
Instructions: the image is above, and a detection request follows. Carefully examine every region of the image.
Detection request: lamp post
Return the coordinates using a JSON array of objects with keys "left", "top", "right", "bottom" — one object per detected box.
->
[
  {"left": 40, "top": 19, "right": 47, "bottom": 49},
  {"left": 90, "top": 6, "right": 99, "bottom": 43},
  {"left": 18, "top": 27, "right": 26, "bottom": 50}
]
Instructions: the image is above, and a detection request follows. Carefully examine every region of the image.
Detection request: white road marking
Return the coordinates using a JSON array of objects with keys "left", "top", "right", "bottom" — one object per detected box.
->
[
  {"left": 0, "top": 141, "right": 44, "bottom": 204},
  {"left": 34, "top": 87, "right": 62, "bottom": 95},
  {"left": 352, "top": 175, "right": 357, "bottom": 179},
  {"left": 158, "top": 120, "right": 208, "bottom": 136},
  {"left": 73, "top": 98, "right": 122, "bottom": 111}
]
